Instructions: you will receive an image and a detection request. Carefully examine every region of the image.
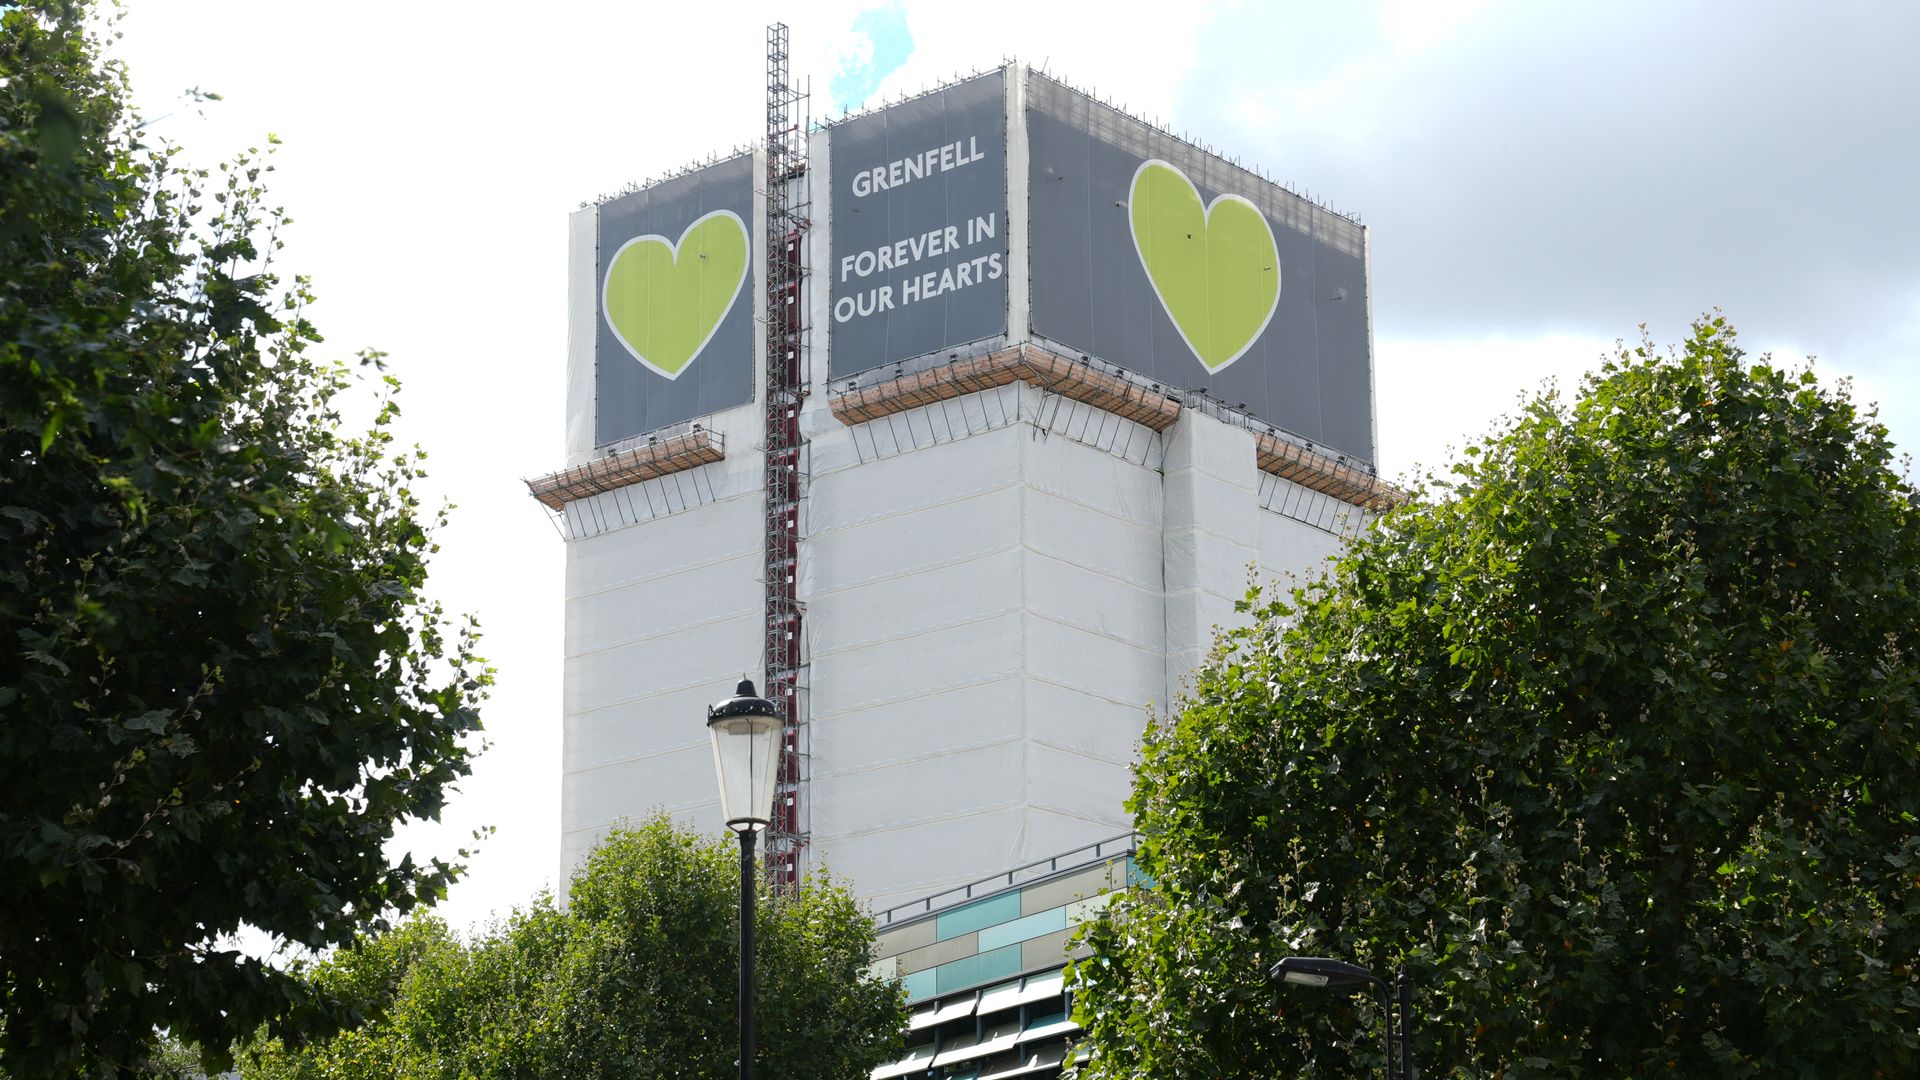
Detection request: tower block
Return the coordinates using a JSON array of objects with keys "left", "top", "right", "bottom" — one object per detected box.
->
[{"left": 531, "top": 63, "right": 1394, "bottom": 911}]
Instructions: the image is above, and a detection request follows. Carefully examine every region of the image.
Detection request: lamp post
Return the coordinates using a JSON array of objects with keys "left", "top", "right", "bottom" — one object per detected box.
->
[
  {"left": 708, "top": 679, "right": 782, "bottom": 1080},
  {"left": 1270, "top": 956, "right": 1413, "bottom": 1080}
]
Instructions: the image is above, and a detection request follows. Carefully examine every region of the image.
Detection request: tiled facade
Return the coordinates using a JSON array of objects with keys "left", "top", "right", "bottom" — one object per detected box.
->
[{"left": 866, "top": 836, "right": 1139, "bottom": 1079}]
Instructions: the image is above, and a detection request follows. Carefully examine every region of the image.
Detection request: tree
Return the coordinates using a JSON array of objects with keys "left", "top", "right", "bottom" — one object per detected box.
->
[
  {"left": 0, "top": 4, "right": 487, "bottom": 1075},
  {"left": 1070, "top": 319, "right": 1920, "bottom": 1078},
  {"left": 239, "top": 815, "right": 909, "bottom": 1079}
]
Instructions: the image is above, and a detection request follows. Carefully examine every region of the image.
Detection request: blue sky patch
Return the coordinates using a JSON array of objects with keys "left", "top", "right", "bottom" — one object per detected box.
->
[{"left": 830, "top": 2, "right": 913, "bottom": 114}]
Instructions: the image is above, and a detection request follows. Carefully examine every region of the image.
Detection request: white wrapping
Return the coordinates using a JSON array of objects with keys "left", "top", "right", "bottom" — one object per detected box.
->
[
  {"left": 815, "top": 738, "right": 1025, "bottom": 841},
  {"left": 1161, "top": 407, "right": 1256, "bottom": 476},
  {"left": 565, "top": 206, "right": 597, "bottom": 468},
  {"left": 803, "top": 420, "right": 1171, "bottom": 905},
  {"left": 1023, "top": 411, "right": 1163, "bottom": 523},
  {"left": 812, "top": 612, "right": 1026, "bottom": 719},
  {"left": 1025, "top": 740, "right": 1132, "bottom": 829},
  {"left": 1003, "top": 63, "right": 1032, "bottom": 344},
  {"left": 564, "top": 549, "right": 760, "bottom": 643},
  {"left": 1024, "top": 489, "right": 1161, "bottom": 583},
  {"left": 565, "top": 489, "right": 756, "bottom": 588},
  {"left": 1163, "top": 469, "right": 1257, "bottom": 546},
  {"left": 810, "top": 423, "right": 1023, "bottom": 535},
  {"left": 563, "top": 605, "right": 761, "bottom": 717},
  {"left": 836, "top": 806, "right": 1034, "bottom": 914},
  {"left": 566, "top": 681, "right": 749, "bottom": 775},
  {"left": 563, "top": 746, "right": 714, "bottom": 835},
  {"left": 834, "top": 385, "right": 1027, "bottom": 465},
  {"left": 1163, "top": 527, "right": 1265, "bottom": 603},
  {"left": 559, "top": 442, "right": 765, "bottom": 886},
  {"left": 807, "top": 126, "right": 834, "bottom": 401},
  {"left": 1024, "top": 613, "right": 1162, "bottom": 711},
  {"left": 814, "top": 677, "right": 1026, "bottom": 771},
  {"left": 850, "top": 805, "right": 1116, "bottom": 916},
  {"left": 809, "top": 548, "right": 1023, "bottom": 657},
  {"left": 1256, "top": 490, "right": 1346, "bottom": 589},
  {"left": 1160, "top": 411, "right": 1261, "bottom": 706},
  {"left": 558, "top": 209, "right": 1360, "bottom": 911},
  {"left": 1022, "top": 678, "right": 1151, "bottom": 767},
  {"left": 804, "top": 484, "right": 1021, "bottom": 596},
  {"left": 1025, "top": 549, "right": 1163, "bottom": 653}
]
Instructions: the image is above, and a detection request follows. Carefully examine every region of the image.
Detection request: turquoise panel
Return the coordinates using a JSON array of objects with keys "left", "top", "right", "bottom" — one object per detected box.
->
[
  {"left": 934, "top": 944, "right": 1023, "bottom": 995},
  {"left": 1125, "top": 856, "right": 1156, "bottom": 889},
  {"left": 977, "top": 905, "right": 1068, "bottom": 952},
  {"left": 935, "top": 891, "right": 1024, "bottom": 942},
  {"left": 902, "top": 967, "right": 937, "bottom": 1003}
]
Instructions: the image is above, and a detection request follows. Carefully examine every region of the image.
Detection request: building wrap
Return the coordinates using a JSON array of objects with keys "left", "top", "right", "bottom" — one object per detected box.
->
[{"left": 532, "top": 57, "right": 1393, "bottom": 1077}]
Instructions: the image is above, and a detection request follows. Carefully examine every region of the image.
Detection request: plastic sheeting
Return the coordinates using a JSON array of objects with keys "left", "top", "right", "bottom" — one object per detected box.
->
[
  {"left": 1161, "top": 416, "right": 1260, "bottom": 701},
  {"left": 1256, "top": 488, "right": 1348, "bottom": 590},
  {"left": 565, "top": 206, "right": 598, "bottom": 468},
  {"left": 557, "top": 405, "right": 767, "bottom": 888},
  {"left": 799, "top": 405, "right": 1168, "bottom": 904},
  {"left": 556, "top": 363, "right": 1351, "bottom": 905}
]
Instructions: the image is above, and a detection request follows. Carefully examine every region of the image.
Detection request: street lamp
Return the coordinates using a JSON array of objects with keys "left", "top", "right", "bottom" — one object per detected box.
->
[
  {"left": 708, "top": 678, "right": 782, "bottom": 1080},
  {"left": 1270, "top": 956, "right": 1413, "bottom": 1080}
]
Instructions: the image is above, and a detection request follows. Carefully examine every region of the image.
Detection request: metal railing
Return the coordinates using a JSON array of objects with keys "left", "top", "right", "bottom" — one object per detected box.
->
[{"left": 874, "top": 831, "right": 1139, "bottom": 927}]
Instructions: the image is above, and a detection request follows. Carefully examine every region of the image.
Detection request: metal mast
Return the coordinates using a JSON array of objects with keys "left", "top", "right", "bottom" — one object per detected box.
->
[{"left": 762, "top": 22, "right": 810, "bottom": 894}]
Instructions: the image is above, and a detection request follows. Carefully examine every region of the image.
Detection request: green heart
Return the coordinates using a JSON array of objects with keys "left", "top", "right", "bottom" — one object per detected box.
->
[
  {"left": 1128, "top": 160, "right": 1280, "bottom": 373},
  {"left": 601, "top": 209, "right": 749, "bottom": 380}
]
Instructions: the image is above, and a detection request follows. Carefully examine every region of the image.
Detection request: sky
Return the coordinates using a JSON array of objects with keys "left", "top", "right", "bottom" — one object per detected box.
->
[{"left": 111, "top": 0, "right": 1918, "bottom": 939}]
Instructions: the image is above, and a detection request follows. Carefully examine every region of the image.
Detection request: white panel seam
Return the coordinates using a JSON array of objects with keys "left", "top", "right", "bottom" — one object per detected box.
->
[
  {"left": 564, "top": 608, "right": 762, "bottom": 663},
  {"left": 564, "top": 545, "right": 762, "bottom": 602},
  {"left": 1022, "top": 481, "right": 1164, "bottom": 532},
  {"left": 809, "top": 477, "right": 1025, "bottom": 535},
  {"left": 806, "top": 542, "right": 1025, "bottom": 599},
  {"left": 807, "top": 607, "right": 1024, "bottom": 660},
  {"left": 563, "top": 740, "right": 706, "bottom": 776},
  {"left": 566, "top": 653, "right": 767, "bottom": 716},
  {"left": 1023, "top": 671, "right": 1161, "bottom": 712},
  {"left": 807, "top": 673, "right": 1026, "bottom": 722},
  {"left": 1023, "top": 802, "right": 1131, "bottom": 828},
  {"left": 1022, "top": 545, "right": 1167, "bottom": 601},
  {"left": 819, "top": 801, "right": 1027, "bottom": 842},
  {"left": 1026, "top": 610, "right": 1164, "bottom": 660},
  {"left": 812, "top": 733, "right": 1026, "bottom": 779},
  {"left": 1026, "top": 735, "right": 1139, "bottom": 768},
  {"left": 807, "top": 484, "right": 1020, "bottom": 545},
  {"left": 565, "top": 600, "right": 763, "bottom": 656}
]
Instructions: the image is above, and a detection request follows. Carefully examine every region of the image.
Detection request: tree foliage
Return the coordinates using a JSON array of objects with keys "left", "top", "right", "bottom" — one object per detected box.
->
[
  {"left": 1, "top": 3, "right": 486, "bottom": 1074},
  {"left": 1070, "top": 320, "right": 1920, "bottom": 1078},
  {"left": 240, "top": 816, "right": 909, "bottom": 1079}
]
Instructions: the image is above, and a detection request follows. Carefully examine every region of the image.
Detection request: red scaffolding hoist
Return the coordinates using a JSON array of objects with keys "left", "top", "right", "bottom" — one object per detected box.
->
[{"left": 762, "top": 23, "right": 809, "bottom": 894}]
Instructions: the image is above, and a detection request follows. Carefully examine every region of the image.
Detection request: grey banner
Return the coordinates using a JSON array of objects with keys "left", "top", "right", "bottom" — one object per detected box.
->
[
  {"left": 595, "top": 153, "right": 755, "bottom": 447},
  {"left": 1026, "top": 73, "right": 1375, "bottom": 464},
  {"left": 830, "top": 70, "right": 1008, "bottom": 378}
]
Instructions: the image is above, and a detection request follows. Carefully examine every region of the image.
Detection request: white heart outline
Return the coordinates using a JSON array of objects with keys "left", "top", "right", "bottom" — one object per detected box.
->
[
  {"left": 1127, "top": 159, "right": 1281, "bottom": 374},
  {"left": 600, "top": 208, "right": 750, "bottom": 381}
]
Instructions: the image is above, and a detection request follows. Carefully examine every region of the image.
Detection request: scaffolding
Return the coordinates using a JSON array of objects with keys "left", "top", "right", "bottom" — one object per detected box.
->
[
  {"left": 525, "top": 428, "right": 724, "bottom": 511},
  {"left": 763, "top": 23, "right": 810, "bottom": 893}
]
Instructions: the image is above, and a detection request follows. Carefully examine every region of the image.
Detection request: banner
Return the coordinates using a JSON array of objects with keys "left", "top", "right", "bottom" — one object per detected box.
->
[
  {"left": 830, "top": 70, "right": 1008, "bottom": 377},
  {"left": 594, "top": 153, "right": 755, "bottom": 446},
  {"left": 1026, "top": 72, "right": 1374, "bottom": 463}
]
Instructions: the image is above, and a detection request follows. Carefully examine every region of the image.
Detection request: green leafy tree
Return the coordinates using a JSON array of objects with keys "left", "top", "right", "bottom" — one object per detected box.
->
[
  {"left": 1071, "top": 320, "right": 1920, "bottom": 1077},
  {"left": 1, "top": 3, "right": 486, "bottom": 1075},
  {"left": 241, "top": 815, "right": 909, "bottom": 1079}
]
